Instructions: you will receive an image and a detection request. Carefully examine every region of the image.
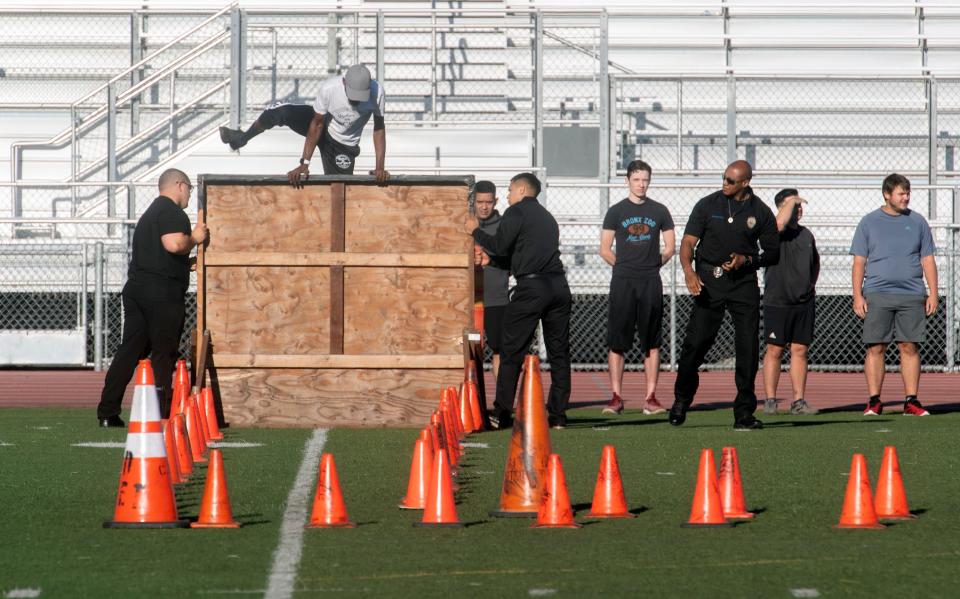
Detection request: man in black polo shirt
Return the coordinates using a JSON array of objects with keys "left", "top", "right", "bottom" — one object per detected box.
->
[
  {"left": 96, "top": 168, "right": 207, "bottom": 427},
  {"left": 669, "top": 160, "right": 780, "bottom": 430},
  {"left": 468, "top": 173, "right": 572, "bottom": 430}
]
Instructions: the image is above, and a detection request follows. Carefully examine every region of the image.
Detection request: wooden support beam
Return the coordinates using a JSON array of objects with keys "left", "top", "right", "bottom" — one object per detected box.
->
[{"left": 212, "top": 354, "right": 464, "bottom": 369}]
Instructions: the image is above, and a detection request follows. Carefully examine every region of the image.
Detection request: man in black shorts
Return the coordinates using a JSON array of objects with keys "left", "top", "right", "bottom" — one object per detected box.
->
[
  {"left": 219, "top": 64, "right": 388, "bottom": 183},
  {"left": 761, "top": 189, "right": 820, "bottom": 415},
  {"left": 474, "top": 181, "right": 510, "bottom": 378},
  {"left": 599, "top": 160, "right": 675, "bottom": 416}
]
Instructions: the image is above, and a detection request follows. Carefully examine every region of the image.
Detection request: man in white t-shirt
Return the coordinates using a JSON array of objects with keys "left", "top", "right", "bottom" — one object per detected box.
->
[{"left": 290, "top": 64, "right": 387, "bottom": 185}]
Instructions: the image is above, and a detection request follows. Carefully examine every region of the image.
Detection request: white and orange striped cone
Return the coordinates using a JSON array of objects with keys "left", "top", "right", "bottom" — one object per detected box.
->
[{"left": 104, "top": 359, "right": 188, "bottom": 528}]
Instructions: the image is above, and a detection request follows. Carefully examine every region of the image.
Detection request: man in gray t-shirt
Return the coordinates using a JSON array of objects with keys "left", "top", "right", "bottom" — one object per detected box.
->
[
  {"left": 473, "top": 181, "right": 510, "bottom": 379},
  {"left": 850, "top": 173, "right": 937, "bottom": 417}
]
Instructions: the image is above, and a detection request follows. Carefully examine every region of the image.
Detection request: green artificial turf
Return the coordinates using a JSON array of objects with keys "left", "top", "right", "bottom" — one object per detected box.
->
[{"left": 3, "top": 407, "right": 960, "bottom": 598}]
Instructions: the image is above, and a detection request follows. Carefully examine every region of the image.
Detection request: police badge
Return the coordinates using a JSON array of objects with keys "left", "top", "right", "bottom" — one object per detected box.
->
[{"left": 713, "top": 266, "right": 723, "bottom": 278}]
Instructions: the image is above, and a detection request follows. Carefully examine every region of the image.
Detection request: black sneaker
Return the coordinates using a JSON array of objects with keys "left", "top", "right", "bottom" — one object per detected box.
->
[
  {"left": 549, "top": 416, "right": 567, "bottom": 430},
  {"left": 668, "top": 401, "right": 688, "bottom": 426},
  {"left": 98, "top": 415, "right": 125, "bottom": 428},
  {"left": 734, "top": 418, "right": 764, "bottom": 431},
  {"left": 864, "top": 398, "right": 883, "bottom": 416},
  {"left": 489, "top": 413, "right": 513, "bottom": 431},
  {"left": 218, "top": 126, "right": 246, "bottom": 150}
]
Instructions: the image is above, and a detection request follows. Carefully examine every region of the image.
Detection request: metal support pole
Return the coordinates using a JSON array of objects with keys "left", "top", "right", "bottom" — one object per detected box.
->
[
  {"left": 353, "top": 12, "right": 360, "bottom": 67},
  {"left": 168, "top": 73, "right": 178, "bottom": 155},
  {"left": 271, "top": 28, "right": 278, "bottom": 103},
  {"left": 949, "top": 187, "right": 958, "bottom": 370},
  {"left": 928, "top": 77, "right": 939, "bottom": 219},
  {"left": 130, "top": 12, "right": 141, "bottom": 137},
  {"left": 676, "top": 79, "right": 683, "bottom": 170},
  {"left": 81, "top": 243, "right": 88, "bottom": 365},
  {"left": 327, "top": 13, "right": 338, "bottom": 74},
  {"left": 229, "top": 7, "right": 246, "bottom": 129},
  {"left": 94, "top": 242, "right": 104, "bottom": 371},
  {"left": 670, "top": 249, "right": 677, "bottom": 371},
  {"left": 376, "top": 10, "right": 385, "bottom": 81},
  {"left": 599, "top": 10, "right": 610, "bottom": 217},
  {"left": 431, "top": 11, "right": 438, "bottom": 123},
  {"left": 726, "top": 75, "right": 737, "bottom": 163},
  {"left": 533, "top": 10, "right": 544, "bottom": 169},
  {"left": 107, "top": 84, "right": 118, "bottom": 219},
  {"left": 127, "top": 183, "right": 136, "bottom": 253}
]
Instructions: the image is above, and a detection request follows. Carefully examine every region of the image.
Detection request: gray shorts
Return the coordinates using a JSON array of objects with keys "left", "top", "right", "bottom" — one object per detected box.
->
[{"left": 862, "top": 293, "right": 926, "bottom": 344}]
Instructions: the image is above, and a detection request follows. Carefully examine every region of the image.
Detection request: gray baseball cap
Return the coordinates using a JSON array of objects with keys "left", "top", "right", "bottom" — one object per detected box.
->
[{"left": 343, "top": 64, "right": 372, "bottom": 102}]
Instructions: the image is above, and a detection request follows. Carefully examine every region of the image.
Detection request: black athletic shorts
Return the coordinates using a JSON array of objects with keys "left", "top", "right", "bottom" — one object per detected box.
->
[
  {"left": 484, "top": 305, "right": 506, "bottom": 353},
  {"left": 763, "top": 299, "right": 815, "bottom": 346},
  {"left": 607, "top": 275, "right": 663, "bottom": 353},
  {"left": 318, "top": 114, "right": 361, "bottom": 175},
  {"left": 260, "top": 103, "right": 316, "bottom": 137}
]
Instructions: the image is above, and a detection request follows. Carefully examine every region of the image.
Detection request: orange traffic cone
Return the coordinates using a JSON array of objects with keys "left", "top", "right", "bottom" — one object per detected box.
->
[
  {"left": 162, "top": 418, "right": 185, "bottom": 485},
  {"left": 875, "top": 446, "right": 915, "bottom": 521},
  {"left": 171, "top": 386, "right": 188, "bottom": 419},
  {"left": 682, "top": 449, "right": 732, "bottom": 527},
  {"left": 428, "top": 414, "right": 442, "bottom": 454},
  {"left": 448, "top": 386, "right": 466, "bottom": 440},
  {"left": 458, "top": 383, "right": 477, "bottom": 434},
  {"left": 104, "top": 360, "right": 188, "bottom": 528},
  {"left": 439, "top": 397, "right": 460, "bottom": 463},
  {"left": 490, "top": 354, "right": 552, "bottom": 517},
  {"left": 531, "top": 454, "right": 580, "bottom": 529},
  {"left": 192, "top": 393, "right": 212, "bottom": 448},
  {"left": 466, "top": 380, "right": 487, "bottom": 433},
  {"left": 191, "top": 449, "right": 241, "bottom": 528},
  {"left": 171, "top": 413, "right": 193, "bottom": 478},
  {"left": 306, "top": 453, "right": 355, "bottom": 528},
  {"left": 588, "top": 445, "right": 634, "bottom": 518},
  {"left": 414, "top": 447, "right": 463, "bottom": 528},
  {"left": 201, "top": 387, "right": 224, "bottom": 441},
  {"left": 184, "top": 398, "right": 208, "bottom": 463},
  {"left": 465, "top": 359, "right": 490, "bottom": 431},
  {"left": 399, "top": 429, "right": 435, "bottom": 510},
  {"left": 835, "top": 453, "right": 885, "bottom": 529},
  {"left": 718, "top": 447, "right": 754, "bottom": 519},
  {"left": 170, "top": 360, "right": 190, "bottom": 416}
]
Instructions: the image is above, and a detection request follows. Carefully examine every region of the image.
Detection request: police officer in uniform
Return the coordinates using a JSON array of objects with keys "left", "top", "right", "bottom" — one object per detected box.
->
[
  {"left": 467, "top": 173, "right": 572, "bottom": 430},
  {"left": 669, "top": 160, "right": 779, "bottom": 430}
]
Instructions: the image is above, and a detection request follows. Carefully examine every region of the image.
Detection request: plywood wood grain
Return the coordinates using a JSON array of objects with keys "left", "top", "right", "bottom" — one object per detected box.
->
[
  {"left": 205, "top": 185, "right": 332, "bottom": 252},
  {"left": 203, "top": 252, "right": 468, "bottom": 268},
  {"left": 345, "top": 185, "right": 469, "bottom": 254},
  {"left": 216, "top": 368, "right": 463, "bottom": 428},
  {"left": 212, "top": 354, "right": 464, "bottom": 368},
  {"left": 343, "top": 267, "right": 470, "bottom": 355},
  {"left": 205, "top": 266, "right": 331, "bottom": 355}
]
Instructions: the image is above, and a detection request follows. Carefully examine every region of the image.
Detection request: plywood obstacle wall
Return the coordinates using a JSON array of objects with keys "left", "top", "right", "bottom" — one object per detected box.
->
[{"left": 197, "top": 175, "right": 475, "bottom": 428}]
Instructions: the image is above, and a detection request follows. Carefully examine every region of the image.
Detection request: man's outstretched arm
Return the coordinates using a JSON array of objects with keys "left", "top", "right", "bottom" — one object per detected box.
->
[{"left": 287, "top": 112, "right": 326, "bottom": 188}]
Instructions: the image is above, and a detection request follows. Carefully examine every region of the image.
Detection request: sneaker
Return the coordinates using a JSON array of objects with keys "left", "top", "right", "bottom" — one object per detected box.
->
[
  {"left": 733, "top": 418, "right": 764, "bottom": 431},
  {"left": 763, "top": 397, "right": 780, "bottom": 415},
  {"left": 98, "top": 415, "right": 125, "bottom": 428},
  {"left": 864, "top": 398, "right": 883, "bottom": 416},
  {"left": 219, "top": 126, "right": 246, "bottom": 150},
  {"left": 549, "top": 416, "right": 567, "bottom": 430},
  {"left": 902, "top": 399, "right": 930, "bottom": 417},
  {"left": 602, "top": 393, "right": 625, "bottom": 415},
  {"left": 643, "top": 394, "right": 666, "bottom": 415},
  {"left": 489, "top": 413, "right": 513, "bottom": 430},
  {"left": 789, "top": 398, "right": 818, "bottom": 415}
]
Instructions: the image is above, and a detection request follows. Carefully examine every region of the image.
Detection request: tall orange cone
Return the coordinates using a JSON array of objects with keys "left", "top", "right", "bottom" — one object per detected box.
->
[
  {"left": 682, "top": 449, "right": 732, "bottom": 527},
  {"left": 428, "top": 414, "right": 442, "bottom": 454},
  {"left": 162, "top": 418, "right": 185, "bottom": 485},
  {"left": 201, "top": 387, "right": 224, "bottom": 441},
  {"left": 465, "top": 359, "right": 491, "bottom": 431},
  {"left": 718, "top": 447, "right": 754, "bottom": 519},
  {"left": 490, "top": 354, "right": 552, "bottom": 517},
  {"left": 531, "top": 454, "right": 580, "bottom": 529},
  {"left": 191, "top": 449, "right": 240, "bottom": 528},
  {"left": 414, "top": 447, "right": 463, "bottom": 528},
  {"left": 588, "top": 445, "right": 634, "bottom": 518},
  {"left": 399, "top": 429, "right": 435, "bottom": 510},
  {"left": 104, "top": 360, "right": 188, "bottom": 528},
  {"left": 874, "top": 446, "right": 916, "bottom": 521},
  {"left": 458, "top": 383, "right": 477, "bottom": 434},
  {"left": 171, "top": 385, "right": 188, "bottom": 418},
  {"left": 448, "top": 386, "right": 465, "bottom": 440},
  {"left": 439, "top": 397, "right": 460, "bottom": 463},
  {"left": 171, "top": 413, "right": 194, "bottom": 478},
  {"left": 306, "top": 453, "right": 355, "bottom": 528},
  {"left": 835, "top": 453, "right": 885, "bottom": 529},
  {"left": 184, "top": 398, "right": 208, "bottom": 463}
]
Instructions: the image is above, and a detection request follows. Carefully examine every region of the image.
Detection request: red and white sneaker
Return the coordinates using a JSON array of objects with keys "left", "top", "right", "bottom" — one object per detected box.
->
[
  {"left": 602, "top": 393, "right": 625, "bottom": 415},
  {"left": 643, "top": 394, "right": 667, "bottom": 415},
  {"left": 902, "top": 399, "right": 930, "bottom": 416},
  {"left": 863, "top": 398, "right": 883, "bottom": 416}
]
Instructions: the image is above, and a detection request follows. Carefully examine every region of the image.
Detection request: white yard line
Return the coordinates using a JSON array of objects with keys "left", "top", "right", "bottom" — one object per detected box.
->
[
  {"left": 263, "top": 428, "right": 328, "bottom": 599},
  {"left": 212, "top": 442, "right": 265, "bottom": 448},
  {"left": 71, "top": 442, "right": 125, "bottom": 448},
  {"left": 5, "top": 589, "right": 42, "bottom": 598}
]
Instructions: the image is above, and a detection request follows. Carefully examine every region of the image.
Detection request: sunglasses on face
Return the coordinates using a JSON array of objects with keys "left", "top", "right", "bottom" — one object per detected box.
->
[{"left": 723, "top": 176, "right": 740, "bottom": 185}]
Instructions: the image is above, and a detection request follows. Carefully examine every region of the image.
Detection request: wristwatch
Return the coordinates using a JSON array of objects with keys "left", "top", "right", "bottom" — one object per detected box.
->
[{"left": 300, "top": 158, "right": 310, "bottom": 166}]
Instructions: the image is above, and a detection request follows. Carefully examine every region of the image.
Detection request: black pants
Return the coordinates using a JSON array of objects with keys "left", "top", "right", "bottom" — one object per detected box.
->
[
  {"left": 258, "top": 105, "right": 360, "bottom": 175},
  {"left": 97, "top": 290, "right": 185, "bottom": 419},
  {"left": 495, "top": 275, "right": 572, "bottom": 426},
  {"left": 674, "top": 267, "right": 761, "bottom": 422}
]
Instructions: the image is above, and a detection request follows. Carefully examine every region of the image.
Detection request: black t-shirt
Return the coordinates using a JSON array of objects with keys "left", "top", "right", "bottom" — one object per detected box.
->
[
  {"left": 684, "top": 188, "right": 780, "bottom": 271},
  {"left": 602, "top": 197, "right": 674, "bottom": 279},
  {"left": 763, "top": 225, "right": 819, "bottom": 306},
  {"left": 472, "top": 197, "right": 564, "bottom": 278},
  {"left": 126, "top": 195, "right": 191, "bottom": 301}
]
